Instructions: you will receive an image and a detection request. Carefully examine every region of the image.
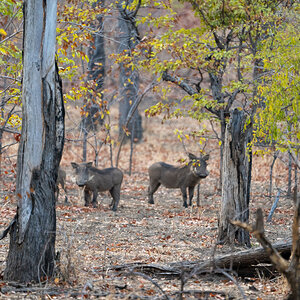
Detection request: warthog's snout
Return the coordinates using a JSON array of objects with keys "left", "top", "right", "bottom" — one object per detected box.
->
[{"left": 199, "top": 171, "right": 209, "bottom": 178}]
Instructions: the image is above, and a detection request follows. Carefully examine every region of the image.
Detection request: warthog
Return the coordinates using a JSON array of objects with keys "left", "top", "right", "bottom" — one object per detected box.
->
[
  {"left": 71, "top": 162, "right": 123, "bottom": 211},
  {"left": 56, "top": 167, "right": 68, "bottom": 203},
  {"left": 148, "top": 153, "right": 209, "bottom": 207}
]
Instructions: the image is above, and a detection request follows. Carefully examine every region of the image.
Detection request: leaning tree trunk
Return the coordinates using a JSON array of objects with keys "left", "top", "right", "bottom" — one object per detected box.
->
[
  {"left": 4, "top": 0, "right": 64, "bottom": 282},
  {"left": 117, "top": 0, "right": 143, "bottom": 142},
  {"left": 218, "top": 108, "right": 252, "bottom": 247}
]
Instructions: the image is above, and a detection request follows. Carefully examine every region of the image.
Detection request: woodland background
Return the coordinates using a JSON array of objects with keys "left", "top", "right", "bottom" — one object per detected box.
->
[{"left": 0, "top": 0, "right": 299, "bottom": 299}]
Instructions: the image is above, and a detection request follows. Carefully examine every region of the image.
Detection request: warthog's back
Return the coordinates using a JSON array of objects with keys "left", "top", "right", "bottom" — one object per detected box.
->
[
  {"left": 149, "top": 162, "right": 184, "bottom": 188},
  {"left": 87, "top": 167, "right": 123, "bottom": 192}
]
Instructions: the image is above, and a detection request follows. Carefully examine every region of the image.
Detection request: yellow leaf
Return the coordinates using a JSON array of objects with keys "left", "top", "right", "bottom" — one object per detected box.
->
[
  {"left": 0, "top": 28, "right": 7, "bottom": 37},
  {"left": 0, "top": 47, "right": 8, "bottom": 55},
  {"left": 54, "top": 277, "right": 60, "bottom": 284}
]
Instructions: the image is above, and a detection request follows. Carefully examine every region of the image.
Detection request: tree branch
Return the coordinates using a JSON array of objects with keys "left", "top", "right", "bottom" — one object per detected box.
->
[
  {"left": 231, "top": 208, "right": 290, "bottom": 275},
  {"left": 116, "top": 81, "right": 157, "bottom": 167}
]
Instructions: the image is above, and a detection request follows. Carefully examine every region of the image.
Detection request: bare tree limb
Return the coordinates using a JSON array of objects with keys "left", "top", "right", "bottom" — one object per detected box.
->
[
  {"left": 231, "top": 209, "right": 289, "bottom": 274},
  {"left": 116, "top": 81, "right": 157, "bottom": 168}
]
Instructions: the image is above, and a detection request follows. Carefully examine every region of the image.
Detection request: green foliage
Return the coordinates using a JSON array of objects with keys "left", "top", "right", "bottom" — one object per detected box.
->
[
  {"left": 253, "top": 5, "right": 300, "bottom": 151},
  {"left": 132, "top": 0, "right": 299, "bottom": 150},
  {"left": 0, "top": 0, "right": 23, "bottom": 132},
  {"left": 182, "top": 0, "right": 280, "bottom": 29}
]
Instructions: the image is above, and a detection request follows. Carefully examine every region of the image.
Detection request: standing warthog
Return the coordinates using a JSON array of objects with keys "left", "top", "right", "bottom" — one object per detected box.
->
[
  {"left": 71, "top": 162, "right": 123, "bottom": 211},
  {"left": 148, "top": 153, "right": 209, "bottom": 207},
  {"left": 56, "top": 167, "right": 68, "bottom": 203}
]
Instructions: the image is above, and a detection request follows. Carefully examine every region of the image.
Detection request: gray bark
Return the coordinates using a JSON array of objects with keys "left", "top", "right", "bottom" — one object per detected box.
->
[
  {"left": 218, "top": 109, "right": 252, "bottom": 247},
  {"left": 82, "top": 0, "right": 106, "bottom": 133},
  {"left": 4, "top": 0, "right": 64, "bottom": 282},
  {"left": 81, "top": 0, "right": 106, "bottom": 162},
  {"left": 117, "top": 0, "right": 142, "bottom": 142}
]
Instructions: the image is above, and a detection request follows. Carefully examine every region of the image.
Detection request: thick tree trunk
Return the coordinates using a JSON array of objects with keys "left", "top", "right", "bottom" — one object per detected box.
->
[
  {"left": 4, "top": 0, "right": 64, "bottom": 283},
  {"left": 117, "top": 0, "right": 143, "bottom": 142},
  {"left": 218, "top": 109, "right": 252, "bottom": 247}
]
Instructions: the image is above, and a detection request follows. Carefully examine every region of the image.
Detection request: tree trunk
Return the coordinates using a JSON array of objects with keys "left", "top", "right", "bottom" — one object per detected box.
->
[
  {"left": 218, "top": 108, "right": 252, "bottom": 247},
  {"left": 82, "top": 0, "right": 106, "bottom": 133},
  {"left": 117, "top": 0, "right": 143, "bottom": 142},
  {"left": 4, "top": 0, "right": 64, "bottom": 283}
]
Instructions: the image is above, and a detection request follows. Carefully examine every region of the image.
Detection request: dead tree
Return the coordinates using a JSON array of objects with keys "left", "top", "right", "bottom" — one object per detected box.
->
[
  {"left": 232, "top": 187, "right": 300, "bottom": 300},
  {"left": 218, "top": 109, "right": 252, "bottom": 247}
]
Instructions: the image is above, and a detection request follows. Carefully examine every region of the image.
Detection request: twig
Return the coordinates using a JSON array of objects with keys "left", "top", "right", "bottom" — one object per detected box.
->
[
  {"left": 216, "top": 268, "right": 247, "bottom": 300},
  {"left": 231, "top": 209, "right": 289, "bottom": 274},
  {"left": 121, "top": 270, "right": 171, "bottom": 300}
]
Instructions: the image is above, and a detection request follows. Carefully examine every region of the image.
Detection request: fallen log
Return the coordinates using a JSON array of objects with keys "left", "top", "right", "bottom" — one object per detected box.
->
[
  {"left": 110, "top": 239, "right": 292, "bottom": 278},
  {"left": 173, "top": 239, "right": 292, "bottom": 277}
]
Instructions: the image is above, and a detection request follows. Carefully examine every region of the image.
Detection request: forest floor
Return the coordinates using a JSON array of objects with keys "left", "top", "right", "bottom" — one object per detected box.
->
[{"left": 0, "top": 106, "right": 295, "bottom": 299}]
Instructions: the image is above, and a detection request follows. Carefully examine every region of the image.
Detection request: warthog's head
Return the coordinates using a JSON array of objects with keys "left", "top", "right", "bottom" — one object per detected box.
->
[
  {"left": 188, "top": 153, "right": 209, "bottom": 178},
  {"left": 71, "top": 162, "right": 93, "bottom": 187}
]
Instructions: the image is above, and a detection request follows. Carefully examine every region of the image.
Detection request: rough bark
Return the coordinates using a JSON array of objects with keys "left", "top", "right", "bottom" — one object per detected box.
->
[
  {"left": 117, "top": 0, "right": 143, "bottom": 142},
  {"left": 3, "top": 0, "right": 64, "bottom": 283},
  {"left": 218, "top": 108, "right": 252, "bottom": 247}
]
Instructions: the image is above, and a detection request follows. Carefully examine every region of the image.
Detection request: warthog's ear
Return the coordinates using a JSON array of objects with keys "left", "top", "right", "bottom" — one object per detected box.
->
[
  {"left": 188, "top": 153, "right": 197, "bottom": 160},
  {"left": 71, "top": 162, "right": 78, "bottom": 169},
  {"left": 87, "top": 162, "right": 93, "bottom": 168},
  {"left": 202, "top": 154, "right": 210, "bottom": 161}
]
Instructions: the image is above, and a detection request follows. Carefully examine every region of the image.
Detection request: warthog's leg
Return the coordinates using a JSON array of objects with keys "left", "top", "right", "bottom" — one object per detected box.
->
[
  {"left": 91, "top": 191, "right": 98, "bottom": 208},
  {"left": 148, "top": 181, "right": 161, "bottom": 204},
  {"left": 84, "top": 188, "right": 91, "bottom": 206},
  {"left": 180, "top": 186, "right": 188, "bottom": 208},
  {"left": 188, "top": 186, "right": 195, "bottom": 206},
  {"left": 109, "top": 184, "right": 121, "bottom": 211},
  {"left": 55, "top": 185, "right": 59, "bottom": 202},
  {"left": 61, "top": 181, "right": 68, "bottom": 203}
]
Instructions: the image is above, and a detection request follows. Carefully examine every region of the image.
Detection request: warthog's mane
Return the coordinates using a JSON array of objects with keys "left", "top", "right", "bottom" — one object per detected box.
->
[
  {"left": 88, "top": 166, "right": 117, "bottom": 175},
  {"left": 159, "top": 162, "right": 191, "bottom": 170}
]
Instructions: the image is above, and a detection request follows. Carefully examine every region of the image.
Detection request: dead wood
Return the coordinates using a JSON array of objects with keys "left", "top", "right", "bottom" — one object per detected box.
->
[
  {"left": 232, "top": 187, "right": 300, "bottom": 299},
  {"left": 171, "top": 289, "right": 234, "bottom": 299},
  {"left": 109, "top": 239, "right": 292, "bottom": 278}
]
